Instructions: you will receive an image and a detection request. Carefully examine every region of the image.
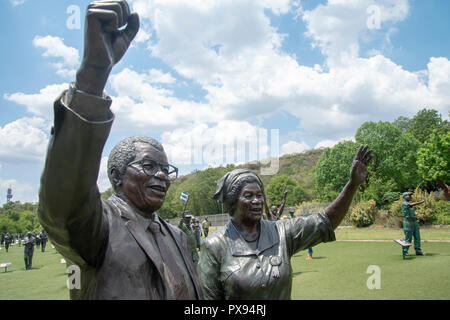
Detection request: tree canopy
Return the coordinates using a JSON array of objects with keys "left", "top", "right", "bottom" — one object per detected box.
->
[
  {"left": 417, "top": 129, "right": 450, "bottom": 200},
  {"left": 406, "top": 108, "right": 449, "bottom": 143},
  {"left": 314, "top": 140, "right": 359, "bottom": 201},
  {"left": 0, "top": 201, "right": 41, "bottom": 234},
  {"left": 355, "top": 121, "right": 421, "bottom": 191},
  {"left": 266, "top": 174, "right": 306, "bottom": 207}
]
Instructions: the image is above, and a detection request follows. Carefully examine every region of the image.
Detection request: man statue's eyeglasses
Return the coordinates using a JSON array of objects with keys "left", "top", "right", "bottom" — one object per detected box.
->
[{"left": 128, "top": 158, "right": 178, "bottom": 181}]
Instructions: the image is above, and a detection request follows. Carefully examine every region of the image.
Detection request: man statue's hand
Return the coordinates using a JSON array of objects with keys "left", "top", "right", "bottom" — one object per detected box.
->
[
  {"left": 349, "top": 145, "right": 372, "bottom": 187},
  {"left": 76, "top": 0, "right": 139, "bottom": 96}
]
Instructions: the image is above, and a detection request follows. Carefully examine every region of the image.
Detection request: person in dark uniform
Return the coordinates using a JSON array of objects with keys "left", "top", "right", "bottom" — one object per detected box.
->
[
  {"left": 40, "top": 230, "right": 48, "bottom": 252},
  {"left": 4, "top": 233, "right": 12, "bottom": 252},
  {"left": 23, "top": 232, "right": 35, "bottom": 270},
  {"left": 401, "top": 192, "right": 425, "bottom": 256}
]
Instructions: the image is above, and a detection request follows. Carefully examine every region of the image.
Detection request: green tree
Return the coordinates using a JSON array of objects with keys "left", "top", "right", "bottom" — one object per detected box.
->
[
  {"left": 0, "top": 202, "right": 40, "bottom": 233},
  {"left": 314, "top": 141, "right": 359, "bottom": 201},
  {"left": 392, "top": 116, "right": 411, "bottom": 132},
  {"left": 17, "top": 211, "right": 40, "bottom": 233},
  {"left": 292, "top": 185, "right": 309, "bottom": 204},
  {"left": 266, "top": 174, "right": 298, "bottom": 207},
  {"left": 417, "top": 129, "right": 450, "bottom": 200},
  {"left": 355, "top": 121, "right": 421, "bottom": 193},
  {"left": 406, "top": 108, "right": 449, "bottom": 143}
]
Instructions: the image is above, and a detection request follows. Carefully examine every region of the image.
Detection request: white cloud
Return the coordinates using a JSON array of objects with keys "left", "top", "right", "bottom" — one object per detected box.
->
[
  {"left": 302, "top": 0, "right": 409, "bottom": 66},
  {"left": 108, "top": 68, "right": 221, "bottom": 131},
  {"left": 132, "top": 25, "right": 152, "bottom": 45},
  {"left": 4, "top": 83, "right": 70, "bottom": 118},
  {"left": 161, "top": 121, "right": 273, "bottom": 167},
  {"left": 315, "top": 136, "right": 355, "bottom": 149},
  {"left": 97, "top": 157, "right": 111, "bottom": 192},
  {"left": 6, "top": 0, "right": 450, "bottom": 153},
  {"left": 0, "top": 117, "right": 49, "bottom": 164},
  {"left": 428, "top": 57, "right": 450, "bottom": 99},
  {"left": 281, "top": 140, "right": 310, "bottom": 155},
  {"left": 33, "top": 35, "right": 79, "bottom": 78},
  {"left": 124, "top": 0, "right": 449, "bottom": 141},
  {"left": 147, "top": 69, "right": 176, "bottom": 84}
]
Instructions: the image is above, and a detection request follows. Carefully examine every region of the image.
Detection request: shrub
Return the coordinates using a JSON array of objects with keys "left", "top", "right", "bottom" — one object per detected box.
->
[
  {"left": 349, "top": 199, "right": 378, "bottom": 227},
  {"left": 433, "top": 201, "right": 450, "bottom": 225},
  {"left": 410, "top": 188, "right": 435, "bottom": 224},
  {"left": 374, "top": 209, "right": 403, "bottom": 228},
  {"left": 297, "top": 200, "right": 329, "bottom": 216}
]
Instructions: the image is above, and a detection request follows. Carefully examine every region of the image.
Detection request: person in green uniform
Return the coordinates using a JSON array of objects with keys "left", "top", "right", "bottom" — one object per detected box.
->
[
  {"left": 198, "top": 145, "right": 372, "bottom": 299},
  {"left": 178, "top": 213, "right": 199, "bottom": 266},
  {"left": 401, "top": 192, "right": 425, "bottom": 256}
]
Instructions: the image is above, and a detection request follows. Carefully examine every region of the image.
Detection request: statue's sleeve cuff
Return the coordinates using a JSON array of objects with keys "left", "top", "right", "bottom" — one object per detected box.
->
[
  {"left": 60, "top": 82, "right": 113, "bottom": 123},
  {"left": 317, "top": 211, "right": 336, "bottom": 243}
]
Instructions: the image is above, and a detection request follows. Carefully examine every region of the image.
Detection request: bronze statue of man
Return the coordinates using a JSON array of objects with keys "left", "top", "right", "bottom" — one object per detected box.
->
[{"left": 38, "top": 0, "right": 203, "bottom": 300}]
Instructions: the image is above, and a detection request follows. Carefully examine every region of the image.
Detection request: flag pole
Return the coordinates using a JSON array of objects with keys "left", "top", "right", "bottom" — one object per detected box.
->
[{"left": 182, "top": 196, "right": 189, "bottom": 214}]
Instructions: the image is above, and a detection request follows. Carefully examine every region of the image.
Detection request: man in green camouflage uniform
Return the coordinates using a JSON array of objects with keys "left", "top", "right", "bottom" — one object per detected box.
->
[
  {"left": 401, "top": 192, "right": 425, "bottom": 256},
  {"left": 178, "top": 213, "right": 199, "bottom": 266}
]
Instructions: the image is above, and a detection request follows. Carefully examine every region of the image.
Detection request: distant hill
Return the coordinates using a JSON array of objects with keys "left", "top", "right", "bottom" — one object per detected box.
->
[{"left": 157, "top": 148, "right": 325, "bottom": 219}]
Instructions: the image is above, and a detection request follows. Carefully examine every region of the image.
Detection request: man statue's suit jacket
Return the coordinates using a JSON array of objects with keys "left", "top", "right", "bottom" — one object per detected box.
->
[{"left": 38, "top": 84, "right": 203, "bottom": 299}]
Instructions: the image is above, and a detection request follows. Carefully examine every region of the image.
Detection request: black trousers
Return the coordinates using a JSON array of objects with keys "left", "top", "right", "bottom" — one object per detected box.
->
[{"left": 24, "top": 248, "right": 34, "bottom": 270}]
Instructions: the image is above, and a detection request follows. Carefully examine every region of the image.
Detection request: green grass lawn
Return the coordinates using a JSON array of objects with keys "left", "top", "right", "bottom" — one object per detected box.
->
[
  {"left": 0, "top": 244, "right": 69, "bottom": 300},
  {"left": 334, "top": 226, "right": 450, "bottom": 240},
  {"left": 291, "top": 241, "right": 450, "bottom": 300},
  {"left": 1, "top": 227, "right": 449, "bottom": 300}
]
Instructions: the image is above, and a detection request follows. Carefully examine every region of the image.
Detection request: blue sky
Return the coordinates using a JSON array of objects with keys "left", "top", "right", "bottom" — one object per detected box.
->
[{"left": 0, "top": 0, "right": 449, "bottom": 204}]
